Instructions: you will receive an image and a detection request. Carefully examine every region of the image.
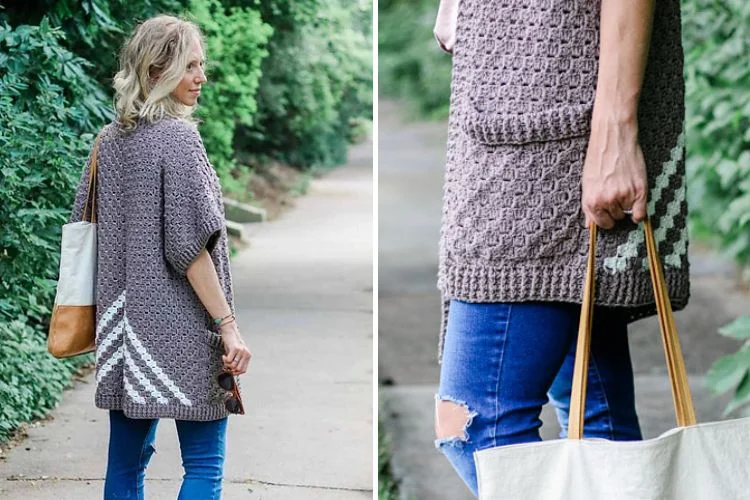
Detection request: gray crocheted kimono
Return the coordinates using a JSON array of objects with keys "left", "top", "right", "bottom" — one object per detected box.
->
[
  {"left": 67, "top": 115, "right": 240, "bottom": 420},
  {"left": 438, "top": 0, "right": 689, "bottom": 359}
]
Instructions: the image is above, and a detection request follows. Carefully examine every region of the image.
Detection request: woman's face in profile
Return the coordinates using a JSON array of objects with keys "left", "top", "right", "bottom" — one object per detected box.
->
[{"left": 171, "top": 37, "right": 206, "bottom": 106}]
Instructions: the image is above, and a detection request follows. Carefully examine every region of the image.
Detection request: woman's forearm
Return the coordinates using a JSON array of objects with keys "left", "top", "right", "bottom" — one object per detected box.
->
[
  {"left": 186, "top": 249, "right": 233, "bottom": 322},
  {"left": 592, "top": 0, "right": 656, "bottom": 125}
]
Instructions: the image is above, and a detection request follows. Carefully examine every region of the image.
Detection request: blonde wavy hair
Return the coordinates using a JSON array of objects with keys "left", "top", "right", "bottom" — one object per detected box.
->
[{"left": 113, "top": 15, "right": 205, "bottom": 131}]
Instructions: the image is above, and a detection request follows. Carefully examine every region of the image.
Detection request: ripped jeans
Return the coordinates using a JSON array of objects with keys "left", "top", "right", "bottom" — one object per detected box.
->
[
  {"left": 435, "top": 300, "right": 643, "bottom": 497},
  {"left": 104, "top": 410, "right": 228, "bottom": 499}
]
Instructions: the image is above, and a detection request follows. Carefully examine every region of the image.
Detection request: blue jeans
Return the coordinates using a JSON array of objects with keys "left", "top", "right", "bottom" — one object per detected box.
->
[
  {"left": 436, "top": 300, "right": 642, "bottom": 497},
  {"left": 104, "top": 410, "right": 228, "bottom": 499}
]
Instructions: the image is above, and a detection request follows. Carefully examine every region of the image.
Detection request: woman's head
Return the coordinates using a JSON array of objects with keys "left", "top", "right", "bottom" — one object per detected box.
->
[{"left": 113, "top": 15, "right": 207, "bottom": 130}]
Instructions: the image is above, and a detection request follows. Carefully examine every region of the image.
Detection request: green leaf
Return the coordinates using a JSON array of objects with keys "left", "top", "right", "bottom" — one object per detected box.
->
[
  {"left": 719, "top": 316, "right": 750, "bottom": 339},
  {"left": 706, "top": 347, "right": 750, "bottom": 394},
  {"left": 724, "top": 371, "right": 750, "bottom": 416}
]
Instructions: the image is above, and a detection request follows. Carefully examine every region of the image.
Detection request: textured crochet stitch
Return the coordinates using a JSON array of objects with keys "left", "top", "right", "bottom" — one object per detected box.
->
[
  {"left": 68, "top": 115, "right": 241, "bottom": 420},
  {"left": 437, "top": 0, "right": 689, "bottom": 361}
]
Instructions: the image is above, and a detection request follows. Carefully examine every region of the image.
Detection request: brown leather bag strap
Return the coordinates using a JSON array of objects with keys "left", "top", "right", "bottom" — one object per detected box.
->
[
  {"left": 568, "top": 218, "right": 696, "bottom": 440},
  {"left": 643, "top": 218, "right": 696, "bottom": 427},
  {"left": 568, "top": 222, "right": 597, "bottom": 440},
  {"left": 82, "top": 134, "right": 102, "bottom": 223}
]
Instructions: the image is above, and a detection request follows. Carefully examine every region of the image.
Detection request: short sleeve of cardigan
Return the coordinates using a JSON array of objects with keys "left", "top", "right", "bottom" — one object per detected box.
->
[{"left": 162, "top": 124, "right": 225, "bottom": 275}]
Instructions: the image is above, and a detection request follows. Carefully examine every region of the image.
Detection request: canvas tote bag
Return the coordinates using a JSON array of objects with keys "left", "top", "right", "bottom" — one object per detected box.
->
[
  {"left": 47, "top": 135, "right": 102, "bottom": 359},
  {"left": 475, "top": 219, "right": 750, "bottom": 500}
]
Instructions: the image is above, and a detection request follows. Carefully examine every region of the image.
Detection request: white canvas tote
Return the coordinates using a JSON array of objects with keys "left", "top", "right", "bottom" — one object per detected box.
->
[
  {"left": 475, "top": 219, "right": 750, "bottom": 500},
  {"left": 47, "top": 136, "right": 101, "bottom": 358}
]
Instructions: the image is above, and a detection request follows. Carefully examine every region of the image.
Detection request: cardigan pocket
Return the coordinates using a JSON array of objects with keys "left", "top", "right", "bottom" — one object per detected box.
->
[
  {"left": 455, "top": 0, "right": 600, "bottom": 146},
  {"left": 461, "top": 102, "right": 593, "bottom": 146},
  {"left": 200, "top": 328, "right": 225, "bottom": 352}
]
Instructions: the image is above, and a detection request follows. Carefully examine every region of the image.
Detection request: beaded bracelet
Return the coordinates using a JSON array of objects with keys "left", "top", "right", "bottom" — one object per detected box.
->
[
  {"left": 213, "top": 313, "right": 234, "bottom": 326},
  {"left": 211, "top": 313, "right": 236, "bottom": 333}
]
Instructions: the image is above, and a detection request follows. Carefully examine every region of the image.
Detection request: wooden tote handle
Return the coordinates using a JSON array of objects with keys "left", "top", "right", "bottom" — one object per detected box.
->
[
  {"left": 568, "top": 219, "right": 697, "bottom": 440},
  {"left": 82, "top": 135, "right": 102, "bottom": 224}
]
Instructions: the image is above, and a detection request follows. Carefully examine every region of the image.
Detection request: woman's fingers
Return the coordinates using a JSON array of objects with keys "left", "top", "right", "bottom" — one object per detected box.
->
[
  {"left": 240, "top": 352, "right": 252, "bottom": 374},
  {"left": 222, "top": 346, "right": 251, "bottom": 375},
  {"left": 630, "top": 195, "right": 648, "bottom": 223},
  {"left": 586, "top": 207, "right": 616, "bottom": 230},
  {"left": 609, "top": 202, "right": 626, "bottom": 221},
  {"left": 581, "top": 116, "right": 648, "bottom": 230}
]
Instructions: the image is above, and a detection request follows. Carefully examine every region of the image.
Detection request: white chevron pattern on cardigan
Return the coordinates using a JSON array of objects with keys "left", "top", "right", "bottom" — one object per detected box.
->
[
  {"left": 603, "top": 128, "right": 686, "bottom": 273},
  {"left": 95, "top": 289, "right": 192, "bottom": 406}
]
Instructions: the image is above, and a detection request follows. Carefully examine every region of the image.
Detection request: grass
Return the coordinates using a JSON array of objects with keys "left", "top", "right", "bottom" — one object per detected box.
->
[{"left": 378, "top": 418, "right": 400, "bottom": 500}]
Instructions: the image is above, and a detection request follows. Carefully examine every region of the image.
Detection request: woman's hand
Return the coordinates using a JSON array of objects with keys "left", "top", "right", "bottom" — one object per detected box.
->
[
  {"left": 433, "top": 0, "right": 459, "bottom": 54},
  {"left": 220, "top": 322, "right": 252, "bottom": 375},
  {"left": 582, "top": 0, "right": 655, "bottom": 230},
  {"left": 582, "top": 115, "right": 648, "bottom": 229}
]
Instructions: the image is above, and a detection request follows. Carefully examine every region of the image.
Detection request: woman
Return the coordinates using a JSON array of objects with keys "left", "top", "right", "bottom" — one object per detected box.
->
[
  {"left": 66, "top": 15, "right": 252, "bottom": 499},
  {"left": 433, "top": 0, "right": 689, "bottom": 496}
]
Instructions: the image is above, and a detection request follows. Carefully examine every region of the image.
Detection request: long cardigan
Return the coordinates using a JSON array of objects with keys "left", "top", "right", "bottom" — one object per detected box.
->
[
  {"left": 67, "top": 116, "right": 241, "bottom": 420},
  {"left": 438, "top": 0, "right": 689, "bottom": 360}
]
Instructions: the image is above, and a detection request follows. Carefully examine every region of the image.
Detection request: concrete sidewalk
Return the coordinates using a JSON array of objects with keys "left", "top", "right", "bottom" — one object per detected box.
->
[
  {"left": 0, "top": 141, "right": 374, "bottom": 499},
  {"left": 378, "top": 100, "right": 749, "bottom": 499}
]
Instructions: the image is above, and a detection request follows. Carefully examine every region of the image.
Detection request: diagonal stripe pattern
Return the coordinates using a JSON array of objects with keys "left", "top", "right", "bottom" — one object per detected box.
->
[
  {"left": 95, "top": 289, "right": 192, "bottom": 406},
  {"left": 603, "top": 128, "right": 686, "bottom": 273}
]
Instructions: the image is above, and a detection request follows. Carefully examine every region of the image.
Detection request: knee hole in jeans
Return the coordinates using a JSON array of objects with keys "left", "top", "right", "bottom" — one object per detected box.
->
[
  {"left": 434, "top": 395, "right": 478, "bottom": 448},
  {"left": 139, "top": 443, "right": 157, "bottom": 470}
]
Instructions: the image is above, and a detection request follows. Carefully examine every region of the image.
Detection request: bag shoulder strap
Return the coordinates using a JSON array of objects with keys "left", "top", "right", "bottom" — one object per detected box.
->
[
  {"left": 568, "top": 219, "right": 696, "bottom": 440},
  {"left": 82, "top": 133, "right": 103, "bottom": 223}
]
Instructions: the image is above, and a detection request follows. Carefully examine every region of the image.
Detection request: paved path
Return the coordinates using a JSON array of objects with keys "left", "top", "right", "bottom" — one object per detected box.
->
[
  {"left": 0, "top": 140, "right": 374, "bottom": 499},
  {"left": 378, "top": 100, "right": 749, "bottom": 499}
]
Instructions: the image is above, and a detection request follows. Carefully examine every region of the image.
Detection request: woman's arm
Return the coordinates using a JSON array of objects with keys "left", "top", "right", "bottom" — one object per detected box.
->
[
  {"left": 582, "top": 0, "right": 656, "bottom": 229},
  {"left": 433, "top": 0, "right": 459, "bottom": 54},
  {"left": 186, "top": 249, "right": 251, "bottom": 375}
]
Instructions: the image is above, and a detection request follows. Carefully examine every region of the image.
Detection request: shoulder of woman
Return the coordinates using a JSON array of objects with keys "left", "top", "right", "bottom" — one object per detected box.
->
[
  {"left": 153, "top": 118, "right": 206, "bottom": 161},
  {"left": 157, "top": 117, "right": 202, "bottom": 142}
]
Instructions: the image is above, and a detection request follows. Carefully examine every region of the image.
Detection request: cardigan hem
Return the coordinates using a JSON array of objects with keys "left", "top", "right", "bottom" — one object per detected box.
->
[
  {"left": 95, "top": 394, "right": 231, "bottom": 421},
  {"left": 437, "top": 261, "right": 690, "bottom": 362}
]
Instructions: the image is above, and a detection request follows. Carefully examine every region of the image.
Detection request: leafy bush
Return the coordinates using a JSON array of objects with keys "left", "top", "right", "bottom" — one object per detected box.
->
[
  {"left": 378, "top": 0, "right": 452, "bottom": 119},
  {"left": 0, "top": 320, "right": 91, "bottom": 442},
  {"left": 0, "top": 19, "right": 107, "bottom": 443},
  {"left": 682, "top": 0, "right": 750, "bottom": 415},
  {"left": 238, "top": 0, "right": 373, "bottom": 168},
  {"left": 189, "top": 0, "right": 272, "bottom": 193},
  {"left": 0, "top": 19, "right": 111, "bottom": 322},
  {"left": 0, "top": 0, "right": 187, "bottom": 87},
  {"left": 706, "top": 316, "right": 750, "bottom": 416},
  {"left": 682, "top": 0, "right": 750, "bottom": 275}
]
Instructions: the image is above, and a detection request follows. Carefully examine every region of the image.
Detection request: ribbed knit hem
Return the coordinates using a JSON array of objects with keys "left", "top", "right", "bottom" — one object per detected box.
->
[
  {"left": 95, "top": 394, "right": 231, "bottom": 421},
  {"left": 437, "top": 261, "right": 690, "bottom": 362},
  {"left": 170, "top": 218, "right": 226, "bottom": 275},
  {"left": 461, "top": 104, "right": 593, "bottom": 145}
]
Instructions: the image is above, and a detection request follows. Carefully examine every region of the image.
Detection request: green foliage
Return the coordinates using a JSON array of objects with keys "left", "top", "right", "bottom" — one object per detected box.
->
[
  {"left": 378, "top": 417, "right": 400, "bottom": 500},
  {"left": 0, "top": 19, "right": 111, "bottom": 321},
  {"left": 0, "top": 0, "right": 187, "bottom": 87},
  {"left": 238, "top": 0, "right": 373, "bottom": 168},
  {"left": 706, "top": 316, "right": 750, "bottom": 416},
  {"left": 0, "top": 320, "right": 93, "bottom": 442},
  {"left": 683, "top": 0, "right": 750, "bottom": 415},
  {"left": 683, "top": 0, "right": 750, "bottom": 278},
  {"left": 378, "top": 0, "right": 452, "bottom": 119},
  {"left": 188, "top": 0, "right": 272, "bottom": 194},
  {"left": 245, "top": 0, "right": 322, "bottom": 31},
  {"left": 0, "top": 20, "right": 108, "bottom": 443}
]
